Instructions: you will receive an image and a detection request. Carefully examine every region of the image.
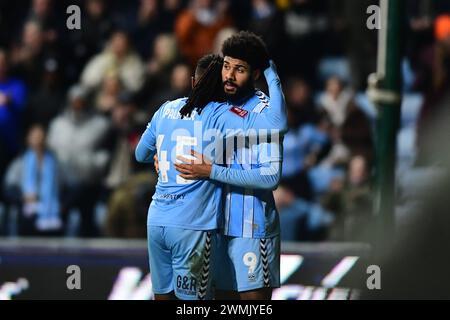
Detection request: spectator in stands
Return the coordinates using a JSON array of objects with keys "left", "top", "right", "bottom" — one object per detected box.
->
[
  {"left": 340, "top": 0, "right": 378, "bottom": 90},
  {"left": 417, "top": 14, "right": 450, "bottom": 164},
  {"left": 175, "top": 0, "right": 232, "bottom": 67},
  {"left": 341, "top": 103, "right": 374, "bottom": 166},
  {"left": 130, "top": 0, "right": 164, "bottom": 59},
  {"left": 47, "top": 84, "right": 111, "bottom": 237},
  {"left": 94, "top": 71, "right": 122, "bottom": 115},
  {"left": 247, "top": 0, "right": 281, "bottom": 56},
  {"left": 26, "top": 0, "right": 59, "bottom": 46},
  {"left": 307, "top": 100, "right": 370, "bottom": 203},
  {"left": 10, "top": 20, "right": 49, "bottom": 92},
  {"left": 275, "top": 0, "right": 329, "bottom": 84},
  {"left": 146, "top": 34, "right": 179, "bottom": 76},
  {"left": 142, "top": 34, "right": 179, "bottom": 109},
  {"left": 104, "top": 172, "right": 156, "bottom": 239},
  {"left": 21, "top": 124, "right": 62, "bottom": 236},
  {"left": 283, "top": 111, "right": 331, "bottom": 179},
  {"left": 323, "top": 155, "right": 373, "bottom": 241},
  {"left": 167, "top": 62, "right": 192, "bottom": 97},
  {"left": 282, "top": 77, "right": 330, "bottom": 200},
  {"left": 319, "top": 75, "right": 373, "bottom": 164},
  {"left": 65, "top": 0, "right": 115, "bottom": 82},
  {"left": 319, "top": 75, "right": 354, "bottom": 127},
  {"left": 81, "top": 30, "right": 145, "bottom": 93},
  {"left": 161, "top": 0, "right": 184, "bottom": 31},
  {"left": 275, "top": 181, "right": 334, "bottom": 241},
  {"left": 318, "top": 123, "right": 351, "bottom": 168},
  {"left": 0, "top": 2, "right": 14, "bottom": 47},
  {"left": 0, "top": 49, "right": 27, "bottom": 189},
  {"left": 285, "top": 76, "right": 318, "bottom": 127},
  {"left": 104, "top": 92, "right": 143, "bottom": 192},
  {"left": 212, "top": 27, "right": 237, "bottom": 54},
  {"left": 149, "top": 62, "right": 192, "bottom": 108},
  {"left": 4, "top": 124, "right": 62, "bottom": 236},
  {"left": 406, "top": 0, "right": 439, "bottom": 93},
  {"left": 25, "top": 57, "right": 64, "bottom": 130}
]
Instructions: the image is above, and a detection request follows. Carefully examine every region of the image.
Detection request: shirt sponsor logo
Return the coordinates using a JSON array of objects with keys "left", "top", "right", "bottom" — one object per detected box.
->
[
  {"left": 230, "top": 106, "right": 248, "bottom": 118},
  {"left": 156, "top": 194, "right": 185, "bottom": 200},
  {"left": 176, "top": 275, "right": 197, "bottom": 296}
]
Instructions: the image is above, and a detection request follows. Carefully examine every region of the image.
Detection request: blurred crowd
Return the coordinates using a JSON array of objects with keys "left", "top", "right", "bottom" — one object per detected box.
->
[{"left": 0, "top": 0, "right": 449, "bottom": 240}]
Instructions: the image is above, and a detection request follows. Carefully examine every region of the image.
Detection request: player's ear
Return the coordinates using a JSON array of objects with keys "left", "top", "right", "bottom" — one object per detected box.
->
[
  {"left": 191, "top": 76, "right": 195, "bottom": 89},
  {"left": 252, "top": 69, "right": 261, "bottom": 81}
]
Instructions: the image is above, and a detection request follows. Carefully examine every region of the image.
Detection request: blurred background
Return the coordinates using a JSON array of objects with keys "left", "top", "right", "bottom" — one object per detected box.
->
[{"left": 1, "top": 0, "right": 450, "bottom": 299}]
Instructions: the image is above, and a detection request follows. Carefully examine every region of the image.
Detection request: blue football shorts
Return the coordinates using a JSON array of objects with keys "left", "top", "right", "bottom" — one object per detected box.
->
[
  {"left": 147, "top": 226, "right": 215, "bottom": 300},
  {"left": 214, "top": 234, "right": 280, "bottom": 292}
]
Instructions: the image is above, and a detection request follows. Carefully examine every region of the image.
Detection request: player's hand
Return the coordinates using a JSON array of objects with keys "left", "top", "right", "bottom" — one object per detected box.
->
[
  {"left": 175, "top": 150, "right": 212, "bottom": 180},
  {"left": 264, "top": 60, "right": 278, "bottom": 74},
  {"left": 263, "top": 60, "right": 280, "bottom": 85},
  {"left": 153, "top": 154, "right": 159, "bottom": 174}
]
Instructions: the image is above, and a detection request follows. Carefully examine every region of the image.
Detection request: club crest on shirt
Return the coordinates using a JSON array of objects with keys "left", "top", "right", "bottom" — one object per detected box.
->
[{"left": 230, "top": 106, "right": 248, "bottom": 118}]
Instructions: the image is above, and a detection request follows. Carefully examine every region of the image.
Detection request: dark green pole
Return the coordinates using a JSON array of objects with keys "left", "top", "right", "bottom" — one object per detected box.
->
[{"left": 369, "top": 0, "right": 405, "bottom": 246}]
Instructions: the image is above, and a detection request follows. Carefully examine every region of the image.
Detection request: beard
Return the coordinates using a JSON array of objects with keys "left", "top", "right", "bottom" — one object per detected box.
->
[{"left": 222, "top": 78, "right": 255, "bottom": 103}]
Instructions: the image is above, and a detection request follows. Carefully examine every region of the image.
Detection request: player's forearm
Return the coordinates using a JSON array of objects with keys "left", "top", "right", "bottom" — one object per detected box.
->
[
  {"left": 263, "top": 61, "right": 288, "bottom": 132},
  {"left": 135, "top": 133, "right": 156, "bottom": 163},
  {"left": 242, "top": 61, "right": 287, "bottom": 134},
  {"left": 135, "top": 146, "right": 156, "bottom": 163},
  {"left": 210, "top": 161, "right": 281, "bottom": 190},
  {"left": 135, "top": 147, "right": 155, "bottom": 163}
]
